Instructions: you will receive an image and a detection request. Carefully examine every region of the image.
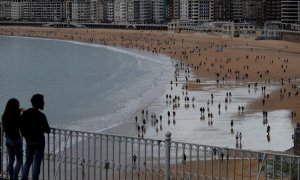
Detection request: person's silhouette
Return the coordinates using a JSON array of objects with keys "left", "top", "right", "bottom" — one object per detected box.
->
[{"left": 21, "top": 94, "right": 50, "bottom": 180}]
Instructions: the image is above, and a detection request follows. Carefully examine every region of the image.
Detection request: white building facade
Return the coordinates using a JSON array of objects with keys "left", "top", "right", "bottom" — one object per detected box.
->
[{"left": 114, "top": 0, "right": 128, "bottom": 23}]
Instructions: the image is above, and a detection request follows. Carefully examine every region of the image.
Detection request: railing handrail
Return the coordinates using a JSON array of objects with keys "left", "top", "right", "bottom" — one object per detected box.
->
[
  {"left": 51, "top": 127, "right": 299, "bottom": 158},
  {"left": 1, "top": 126, "right": 299, "bottom": 179}
]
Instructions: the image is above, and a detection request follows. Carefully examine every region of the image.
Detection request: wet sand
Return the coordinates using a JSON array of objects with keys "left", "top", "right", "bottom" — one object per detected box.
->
[{"left": 1, "top": 27, "right": 300, "bottom": 152}]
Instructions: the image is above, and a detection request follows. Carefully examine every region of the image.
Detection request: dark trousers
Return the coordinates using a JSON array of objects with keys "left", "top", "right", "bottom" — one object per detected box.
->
[
  {"left": 21, "top": 141, "right": 45, "bottom": 180},
  {"left": 6, "top": 138, "right": 23, "bottom": 180}
]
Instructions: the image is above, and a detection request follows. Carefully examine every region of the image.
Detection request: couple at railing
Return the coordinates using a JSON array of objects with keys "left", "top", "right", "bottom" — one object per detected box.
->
[{"left": 1, "top": 94, "right": 50, "bottom": 180}]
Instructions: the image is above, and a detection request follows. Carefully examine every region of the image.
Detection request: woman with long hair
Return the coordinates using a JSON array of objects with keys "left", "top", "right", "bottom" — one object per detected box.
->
[{"left": 2, "top": 98, "right": 23, "bottom": 180}]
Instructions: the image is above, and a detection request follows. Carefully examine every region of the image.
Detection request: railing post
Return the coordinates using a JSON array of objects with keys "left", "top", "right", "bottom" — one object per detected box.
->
[{"left": 165, "top": 131, "right": 171, "bottom": 180}]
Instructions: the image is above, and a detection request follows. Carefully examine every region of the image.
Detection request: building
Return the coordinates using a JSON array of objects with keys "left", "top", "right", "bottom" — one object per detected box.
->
[
  {"left": 214, "top": 0, "right": 225, "bottom": 21},
  {"left": 241, "top": 0, "right": 264, "bottom": 25},
  {"left": 0, "top": 0, "right": 299, "bottom": 29},
  {"left": 0, "top": 0, "right": 11, "bottom": 20},
  {"left": 95, "top": 0, "right": 105, "bottom": 22},
  {"left": 19, "top": 0, "right": 66, "bottom": 22},
  {"left": 152, "top": 0, "right": 164, "bottom": 24},
  {"left": 169, "top": 0, "right": 180, "bottom": 21},
  {"left": 281, "top": 0, "right": 300, "bottom": 24},
  {"left": 179, "top": 0, "right": 189, "bottom": 21},
  {"left": 224, "top": 0, "right": 232, "bottom": 21},
  {"left": 72, "top": 0, "right": 90, "bottom": 22},
  {"left": 212, "top": 21, "right": 257, "bottom": 36},
  {"left": 127, "top": 0, "right": 138, "bottom": 23},
  {"left": 140, "top": 0, "right": 152, "bottom": 23},
  {"left": 265, "top": 0, "right": 281, "bottom": 22},
  {"left": 231, "top": 0, "right": 242, "bottom": 22},
  {"left": 11, "top": 0, "right": 22, "bottom": 20},
  {"left": 114, "top": 0, "right": 128, "bottom": 23},
  {"left": 106, "top": 0, "right": 114, "bottom": 22},
  {"left": 180, "top": 0, "right": 214, "bottom": 23},
  {"left": 198, "top": 0, "right": 214, "bottom": 22}
]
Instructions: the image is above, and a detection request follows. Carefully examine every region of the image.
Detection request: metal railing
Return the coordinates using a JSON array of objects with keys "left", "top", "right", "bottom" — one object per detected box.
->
[{"left": 0, "top": 126, "right": 299, "bottom": 180}]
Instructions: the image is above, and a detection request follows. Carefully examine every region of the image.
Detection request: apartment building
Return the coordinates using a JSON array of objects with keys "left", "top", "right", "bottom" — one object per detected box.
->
[
  {"left": 152, "top": 0, "right": 164, "bottom": 24},
  {"left": 114, "top": 0, "right": 127, "bottom": 23},
  {"left": 198, "top": 0, "right": 214, "bottom": 22},
  {"left": 223, "top": 0, "right": 232, "bottom": 21},
  {"left": 106, "top": 0, "right": 114, "bottom": 22},
  {"left": 281, "top": 0, "right": 300, "bottom": 24},
  {"left": 95, "top": 0, "right": 105, "bottom": 22},
  {"left": 169, "top": 0, "right": 180, "bottom": 21},
  {"left": 214, "top": 0, "right": 225, "bottom": 21},
  {"left": 89, "top": 0, "right": 98, "bottom": 22},
  {"left": 265, "top": 0, "right": 281, "bottom": 22},
  {"left": 241, "top": 0, "right": 264, "bottom": 24},
  {"left": 0, "top": 1, "right": 11, "bottom": 20},
  {"left": 180, "top": 0, "right": 189, "bottom": 21},
  {"left": 72, "top": 0, "right": 90, "bottom": 22},
  {"left": 140, "top": 0, "right": 152, "bottom": 23},
  {"left": 20, "top": 0, "right": 66, "bottom": 22},
  {"left": 180, "top": 0, "right": 213, "bottom": 23},
  {"left": 127, "top": 0, "right": 134, "bottom": 22},
  {"left": 11, "top": 0, "right": 22, "bottom": 20},
  {"left": 231, "top": 0, "right": 242, "bottom": 22}
]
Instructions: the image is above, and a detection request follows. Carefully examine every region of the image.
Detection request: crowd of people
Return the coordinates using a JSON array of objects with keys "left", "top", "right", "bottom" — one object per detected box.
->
[{"left": 133, "top": 64, "right": 274, "bottom": 150}]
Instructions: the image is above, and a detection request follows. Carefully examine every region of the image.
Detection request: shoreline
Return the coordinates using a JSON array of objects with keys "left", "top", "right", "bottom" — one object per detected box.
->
[{"left": 1, "top": 27, "right": 300, "bottom": 151}]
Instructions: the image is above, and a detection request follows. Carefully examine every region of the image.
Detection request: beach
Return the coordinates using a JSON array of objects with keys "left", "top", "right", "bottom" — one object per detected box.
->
[
  {"left": 2, "top": 26, "right": 300, "bottom": 179},
  {"left": 1, "top": 27, "right": 300, "bottom": 150}
]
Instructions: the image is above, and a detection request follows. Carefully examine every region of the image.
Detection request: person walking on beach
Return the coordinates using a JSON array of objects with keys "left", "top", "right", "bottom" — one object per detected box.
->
[
  {"left": 20, "top": 94, "right": 50, "bottom": 180},
  {"left": 221, "top": 152, "right": 224, "bottom": 161},
  {"left": 2, "top": 98, "right": 23, "bottom": 180},
  {"left": 183, "top": 153, "right": 187, "bottom": 164},
  {"left": 132, "top": 154, "right": 137, "bottom": 166},
  {"left": 267, "top": 125, "right": 270, "bottom": 135}
]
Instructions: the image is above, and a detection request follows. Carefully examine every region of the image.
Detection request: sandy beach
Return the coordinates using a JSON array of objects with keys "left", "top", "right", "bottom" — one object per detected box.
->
[
  {"left": 1, "top": 27, "right": 300, "bottom": 118},
  {"left": 1, "top": 27, "right": 300, "bottom": 141}
]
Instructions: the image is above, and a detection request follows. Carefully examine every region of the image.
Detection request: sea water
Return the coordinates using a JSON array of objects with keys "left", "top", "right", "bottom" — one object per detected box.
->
[{"left": 0, "top": 36, "right": 174, "bottom": 132}]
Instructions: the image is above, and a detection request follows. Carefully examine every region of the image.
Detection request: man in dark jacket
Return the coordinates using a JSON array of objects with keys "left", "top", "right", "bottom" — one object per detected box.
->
[{"left": 20, "top": 94, "right": 50, "bottom": 180}]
